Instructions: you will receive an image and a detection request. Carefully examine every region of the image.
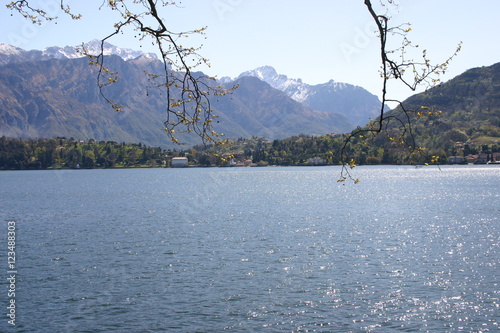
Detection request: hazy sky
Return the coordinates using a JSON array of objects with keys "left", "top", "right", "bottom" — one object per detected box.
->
[{"left": 1, "top": 0, "right": 499, "bottom": 101}]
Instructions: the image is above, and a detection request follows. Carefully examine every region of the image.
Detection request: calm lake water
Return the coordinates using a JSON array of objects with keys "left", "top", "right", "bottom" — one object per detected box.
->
[{"left": 0, "top": 165, "right": 499, "bottom": 332}]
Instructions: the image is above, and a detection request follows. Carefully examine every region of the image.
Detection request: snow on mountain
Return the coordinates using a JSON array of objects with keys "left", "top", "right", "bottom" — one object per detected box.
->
[
  {"left": 0, "top": 40, "right": 158, "bottom": 64},
  {"left": 41, "top": 45, "right": 82, "bottom": 59},
  {"left": 0, "top": 43, "right": 26, "bottom": 65},
  {"left": 0, "top": 43, "right": 23, "bottom": 56},
  {"left": 41, "top": 39, "right": 158, "bottom": 61},
  {"left": 238, "top": 66, "right": 352, "bottom": 102},
  {"left": 0, "top": 42, "right": 381, "bottom": 130},
  {"left": 237, "top": 66, "right": 351, "bottom": 103},
  {"left": 237, "top": 66, "right": 382, "bottom": 128},
  {"left": 238, "top": 66, "right": 308, "bottom": 100}
]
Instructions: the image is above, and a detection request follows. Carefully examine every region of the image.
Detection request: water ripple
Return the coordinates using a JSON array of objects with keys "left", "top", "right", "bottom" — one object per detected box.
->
[{"left": 0, "top": 166, "right": 498, "bottom": 332}]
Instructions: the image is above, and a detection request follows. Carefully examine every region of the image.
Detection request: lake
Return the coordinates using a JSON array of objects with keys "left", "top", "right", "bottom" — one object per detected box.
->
[{"left": 0, "top": 165, "right": 499, "bottom": 332}]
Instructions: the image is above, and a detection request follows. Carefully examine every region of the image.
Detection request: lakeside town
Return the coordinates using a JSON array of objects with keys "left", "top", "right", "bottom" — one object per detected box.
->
[{"left": 1, "top": 136, "right": 499, "bottom": 170}]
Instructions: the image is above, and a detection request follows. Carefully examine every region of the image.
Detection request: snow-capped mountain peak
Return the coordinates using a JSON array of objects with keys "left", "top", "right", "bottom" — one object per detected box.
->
[
  {"left": 41, "top": 39, "right": 158, "bottom": 61},
  {"left": 237, "top": 66, "right": 382, "bottom": 127},
  {"left": 0, "top": 40, "right": 158, "bottom": 65},
  {"left": 0, "top": 43, "right": 24, "bottom": 56},
  {"left": 41, "top": 45, "right": 81, "bottom": 59},
  {"left": 238, "top": 66, "right": 303, "bottom": 93},
  {"left": 238, "top": 66, "right": 321, "bottom": 103},
  {"left": 247, "top": 65, "right": 279, "bottom": 81}
]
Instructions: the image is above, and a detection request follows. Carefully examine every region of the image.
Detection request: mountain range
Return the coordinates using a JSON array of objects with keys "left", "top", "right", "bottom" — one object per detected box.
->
[
  {"left": 0, "top": 41, "right": 385, "bottom": 148},
  {"left": 0, "top": 39, "right": 156, "bottom": 65},
  {"left": 237, "top": 66, "right": 382, "bottom": 128}
]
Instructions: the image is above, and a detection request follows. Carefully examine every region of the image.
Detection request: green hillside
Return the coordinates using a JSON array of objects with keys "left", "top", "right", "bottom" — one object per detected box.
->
[
  {"left": 390, "top": 62, "right": 500, "bottom": 153},
  {"left": 190, "top": 62, "right": 500, "bottom": 166}
]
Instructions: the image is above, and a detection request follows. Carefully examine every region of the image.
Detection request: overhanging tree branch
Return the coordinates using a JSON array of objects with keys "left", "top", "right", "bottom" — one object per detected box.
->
[
  {"left": 338, "top": 0, "right": 461, "bottom": 183},
  {"left": 8, "top": 0, "right": 235, "bottom": 146},
  {"left": 6, "top": 0, "right": 81, "bottom": 22},
  {"left": 80, "top": 0, "right": 236, "bottom": 145}
]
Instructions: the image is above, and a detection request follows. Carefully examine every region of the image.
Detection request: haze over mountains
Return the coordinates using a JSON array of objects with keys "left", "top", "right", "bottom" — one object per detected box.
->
[{"left": 0, "top": 41, "right": 387, "bottom": 148}]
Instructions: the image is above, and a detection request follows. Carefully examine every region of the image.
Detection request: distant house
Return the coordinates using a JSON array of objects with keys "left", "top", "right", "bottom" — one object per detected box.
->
[
  {"left": 447, "top": 156, "right": 465, "bottom": 164},
  {"left": 476, "top": 153, "right": 489, "bottom": 164},
  {"left": 171, "top": 157, "right": 188, "bottom": 167},
  {"left": 229, "top": 158, "right": 257, "bottom": 167},
  {"left": 465, "top": 154, "right": 478, "bottom": 164},
  {"left": 306, "top": 156, "right": 326, "bottom": 165}
]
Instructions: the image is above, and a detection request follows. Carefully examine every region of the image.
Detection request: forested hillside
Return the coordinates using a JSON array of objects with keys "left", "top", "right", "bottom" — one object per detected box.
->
[
  {"left": 385, "top": 62, "right": 500, "bottom": 153},
  {"left": 0, "top": 137, "right": 168, "bottom": 169}
]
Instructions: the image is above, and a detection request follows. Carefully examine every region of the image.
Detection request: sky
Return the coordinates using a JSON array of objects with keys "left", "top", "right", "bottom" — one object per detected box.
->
[{"left": 1, "top": 0, "right": 500, "bottom": 102}]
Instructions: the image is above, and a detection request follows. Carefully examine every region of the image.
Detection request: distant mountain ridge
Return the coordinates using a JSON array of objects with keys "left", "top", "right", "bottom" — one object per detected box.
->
[
  {"left": 238, "top": 66, "right": 383, "bottom": 128},
  {"left": 0, "top": 42, "right": 384, "bottom": 148},
  {"left": 239, "top": 66, "right": 345, "bottom": 102},
  {"left": 217, "top": 76, "right": 352, "bottom": 139},
  {"left": 0, "top": 40, "right": 157, "bottom": 66}
]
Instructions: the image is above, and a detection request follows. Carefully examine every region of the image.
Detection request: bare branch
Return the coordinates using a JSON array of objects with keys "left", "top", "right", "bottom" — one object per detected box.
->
[
  {"left": 6, "top": 0, "right": 81, "bottom": 23},
  {"left": 88, "top": 0, "right": 236, "bottom": 145},
  {"left": 339, "top": 0, "right": 461, "bottom": 183},
  {"left": 8, "top": 0, "right": 235, "bottom": 146}
]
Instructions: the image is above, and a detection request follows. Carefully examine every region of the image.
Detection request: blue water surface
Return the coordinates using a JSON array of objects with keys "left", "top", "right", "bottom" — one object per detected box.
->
[{"left": 0, "top": 165, "right": 498, "bottom": 332}]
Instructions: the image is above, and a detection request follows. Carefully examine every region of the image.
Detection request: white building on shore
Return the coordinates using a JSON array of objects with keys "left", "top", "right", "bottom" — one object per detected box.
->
[{"left": 171, "top": 157, "right": 188, "bottom": 167}]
